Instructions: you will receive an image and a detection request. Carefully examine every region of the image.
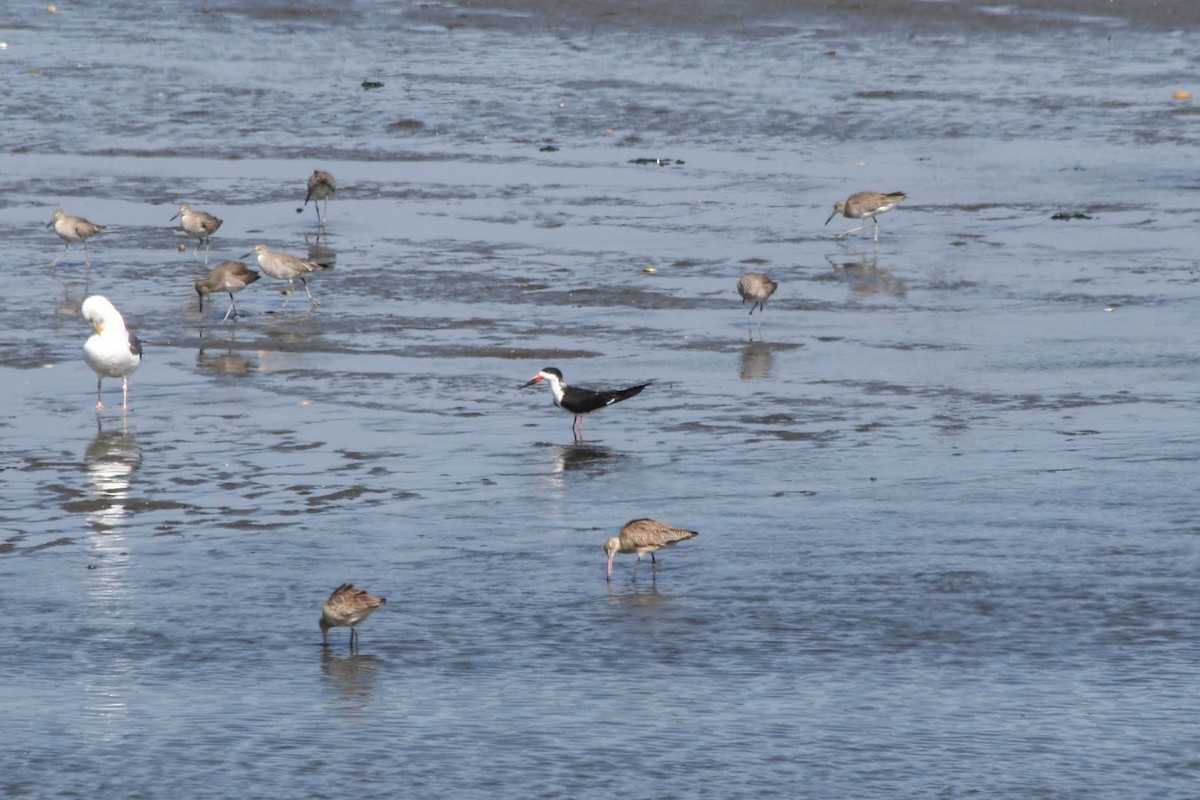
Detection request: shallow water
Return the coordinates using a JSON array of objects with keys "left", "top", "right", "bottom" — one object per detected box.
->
[{"left": 2, "top": 1, "right": 1199, "bottom": 797}]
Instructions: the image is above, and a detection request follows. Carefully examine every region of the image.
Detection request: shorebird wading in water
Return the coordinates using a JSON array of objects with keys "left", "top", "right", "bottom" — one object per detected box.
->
[
  {"left": 320, "top": 583, "right": 387, "bottom": 650},
  {"left": 49, "top": 209, "right": 106, "bottom": 267},
  {"left": 520, "top": 367, "right": 650, "bottom": 440},
  {"left": 81, "top": 295, "right": 143, "bottom": 411},
  {"left": 825, "top": 191, "right": 907, "bottom": 242},
  {"left": 195, "top": 260, "right": 261, "bottom": 321},
  {"left": 737, "top": 271, "right": 778, "bottom": 322},
  {"left": 243, "top": 243, "right": 332, "bottom": 307},
  {"left": 605, "top": 518, "right": 699, "bottom": 581},
  {"left": 305, "top": 170, "right": 336, "bottom": 229},
  {"left": 172, "top": 203, "right": 223, "bottom": 263}
]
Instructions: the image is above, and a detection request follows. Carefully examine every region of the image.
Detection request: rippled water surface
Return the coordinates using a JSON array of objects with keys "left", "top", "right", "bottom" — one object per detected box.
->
[{"left": 2, "top": 1, "right": 1199, "bottom": 797}]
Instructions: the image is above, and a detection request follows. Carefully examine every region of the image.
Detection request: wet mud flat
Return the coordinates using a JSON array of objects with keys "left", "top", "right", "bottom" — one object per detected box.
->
[{"left": 2, "top": 1, "right": 1200, "bottom": 798}]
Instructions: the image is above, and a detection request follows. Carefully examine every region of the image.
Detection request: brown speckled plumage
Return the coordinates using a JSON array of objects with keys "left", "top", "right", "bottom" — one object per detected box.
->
[
  {"left": 604, "top": 518, "right": 698, "bottom": 581},
  {"left": 319, "top": 583, "right": 387, "bottom": 649}
]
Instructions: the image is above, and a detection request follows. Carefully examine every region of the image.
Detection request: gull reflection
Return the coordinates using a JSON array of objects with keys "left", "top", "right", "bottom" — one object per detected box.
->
[
  {"left": 826, "top": 248, "right": 906, "bottom": 298},
  {"left": 84, "top": 417, "right": 141, "bottom": 532},
  {"left": 78, "top": 418, "right": 142, "bottom": 736}
]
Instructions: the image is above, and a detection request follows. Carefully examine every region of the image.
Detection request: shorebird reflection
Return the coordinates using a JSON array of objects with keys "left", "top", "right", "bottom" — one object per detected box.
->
[
  {"left": 307, "top": 240, "right": 337, "bottom": 270},
  {"left": 552, "top": 442, "right": 620, "bottom": 475},
  {"left": 740, "top": 331, "right": 775, "bottom": 380},
  {"left": 826, "top": 250, "right": 906, "bottom": 299},
  {"left": 606, "top": 578, "right": 666, "bottom": 602},
  {"left": 320, "top": 649, "right": 384, "bottom": 707},
  {"left": 197, "top": 328, "right": 254, "bottom": 375}
]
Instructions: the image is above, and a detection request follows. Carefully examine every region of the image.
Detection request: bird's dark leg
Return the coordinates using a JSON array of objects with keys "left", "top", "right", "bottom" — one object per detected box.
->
[{"left": 301, "top": 276, "right": 320, "bottom": 307}]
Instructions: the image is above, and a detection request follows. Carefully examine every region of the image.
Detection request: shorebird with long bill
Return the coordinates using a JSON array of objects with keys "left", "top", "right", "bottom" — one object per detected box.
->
[
  {"left": 172, "top": 203, "right": 223, "bottom": 263},
  {"left": 49, "top": 209, "right": 106, "bottom": 267},
  {"left": 319, "top": 583, "right": 387, "bottom": 651},
  {"left": 825, "top": 191, "right": 906, "bottom": 242},
  {"left": 196, "top": 260, "right": 261, "bottom": 321},
  {"left": 520, "top": 367, "right": 650, "bottom": 440},
  {"left": 305, "top": 170, "right": 336, "bottom": 229},
  {"left": 605, "top": 518, "right": 699, "bottom": 581},
  {"left": 243, "top": 243, "right": 332, "bottom": 307}
]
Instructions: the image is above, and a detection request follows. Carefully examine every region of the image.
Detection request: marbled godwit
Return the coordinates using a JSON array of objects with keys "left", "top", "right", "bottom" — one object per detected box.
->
[
  {"left": 195, "top": 260, "right": 261, "bottom": 321},
  {"left": 825, "top": 191, "right": 906, "bottom": 242},
  {"left": 605, "top": 518, "right": 698, "bottom": 581},
  {"left": 243, "top": 243, "right": 332, "bottom": 307},
  {"left": 320, "top": 583, "right": 387, "bottom": 650},
  {"left": 305, "top": 170, "right": 336, "bottom": 228},
  {"left": 520, "top": 367, "right": 650, "bottom": 440},
  {"left": 737, "top": 272, "right": 778, "bottom": 321},
  {"left": 49, "top": 209, "right": 106, "bottom": 267},
  {"left": 82, "top": 295, "right": 143, "bottom": 411},
  {"left": 171, "top": 203, "right": 223, "bottom": 263}
]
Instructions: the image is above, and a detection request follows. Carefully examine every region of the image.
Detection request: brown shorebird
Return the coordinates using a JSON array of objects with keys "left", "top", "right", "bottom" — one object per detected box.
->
[
  {"left": 521, "top": 367, "right": 650, "bottom": 441},
  {"left": 737, "top": 272, "right": 778, "bottom": 321},
  {"left": 319, "top": 583, "right": 387, "bottom": 650},
  {"left": 172, "top": 203, "right": 223, "bottom": 263},
  {"left": 825, "top": 191, "right": 907, "bottom": 242},
  {"left": 305, "top": 170, "right": 336, "bottom": 228},
  {"left": 605, "top": 518, "right": 698, "bottom": 581},
  {"left": 82, "top": 295, "right": 143, "bottom": 411},
  {"left": 49, "top": 208, "right": 106, "bottom": 266},
  {"left": 195, "top": 260, "right": 261, "bottom": 321},
  {"left": 243, "top": 243, "right": 332, "bottom": 307}
]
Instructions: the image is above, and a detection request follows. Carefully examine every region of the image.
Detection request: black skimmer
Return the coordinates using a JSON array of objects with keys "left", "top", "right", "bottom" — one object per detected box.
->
[
  {"left": 737, "top": 271, "right": 778, "bottom": 320},
  {"left": 520, "top": 367, "right": 650, "bottom": 440},
  {"left": 605, "top": 518, "right": 699, "bottom": 581},
  {"left": 49, "top": 209, "right": 106, "bottom": 267},
  {"left": 81, "top": 295, "right": 143, "bottom": 410},
  {"left": 825, "top": 190, "right": 907, "bottom": 242},
  {"left": 320, "top": 583, "right": 386, "bottom": 651},
  {"left": 243, "top": 243, "right": 332, "bottom": 307},
  {"left": 305, "top": 169, "right": 336, "bottom": 229},
  {"left": 171, "top": 203, "right": 223, "bottom": 263},
  {"left": 196, "top": 260, "right": 261, "bottom": 321}
]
